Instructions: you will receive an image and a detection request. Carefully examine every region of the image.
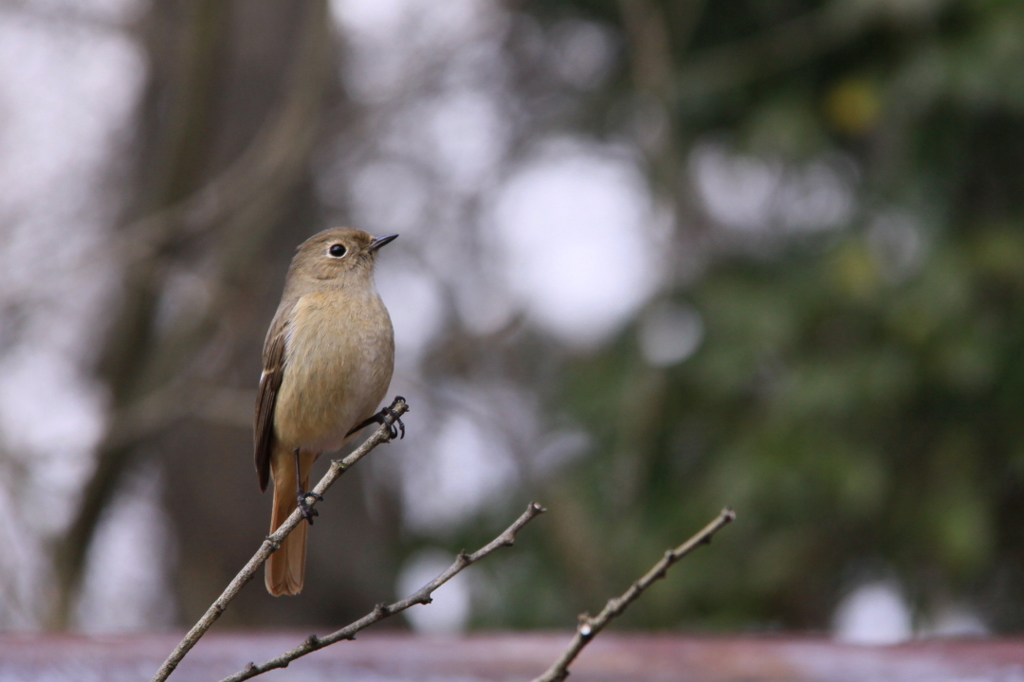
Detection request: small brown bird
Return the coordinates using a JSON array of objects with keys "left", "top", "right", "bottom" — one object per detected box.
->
[{"left": 255, "top": 227, "right": 397, "bottom": 596}]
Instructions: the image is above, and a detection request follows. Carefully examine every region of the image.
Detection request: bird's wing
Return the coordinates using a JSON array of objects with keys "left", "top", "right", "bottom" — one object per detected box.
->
[{"left": 255, "top": 312, "right": 288, "bottom": 492}]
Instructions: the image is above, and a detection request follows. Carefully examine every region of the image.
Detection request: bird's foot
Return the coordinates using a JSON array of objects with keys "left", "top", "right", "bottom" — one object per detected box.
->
[
  {"left": 297, "top": 491, "right": 324, "bottom": 525},
  {"left": 380, "top": 402, "right": 405, "bottom": 440},
  {"left": 346, "top": 396, "right": 407, "bottom": 440}
]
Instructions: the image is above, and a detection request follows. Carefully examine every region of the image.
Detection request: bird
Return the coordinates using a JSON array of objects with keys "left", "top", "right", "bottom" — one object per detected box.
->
[{"left": 254, "top": 227, "right": 398, "bottom": 596}]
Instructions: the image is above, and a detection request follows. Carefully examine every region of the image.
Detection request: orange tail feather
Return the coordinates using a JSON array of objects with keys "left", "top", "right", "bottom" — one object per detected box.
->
[{"left": 266, "top": 452, "right": 309, "bottom": 596}]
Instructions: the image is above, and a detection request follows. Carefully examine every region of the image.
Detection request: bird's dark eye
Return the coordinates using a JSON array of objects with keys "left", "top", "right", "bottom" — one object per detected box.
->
[{"left": 328, "top": 244, "right": 347, "bottom": 258}]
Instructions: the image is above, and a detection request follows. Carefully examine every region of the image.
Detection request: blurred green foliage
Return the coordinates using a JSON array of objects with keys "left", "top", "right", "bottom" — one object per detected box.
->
[{"left": 474, "top": 0, "right": 1024, "bottom": 631}]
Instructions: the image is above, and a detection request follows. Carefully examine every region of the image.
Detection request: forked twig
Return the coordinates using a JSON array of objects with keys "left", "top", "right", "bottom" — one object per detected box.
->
[
  {"left": 217, "top": 502, "right": 547, "bottom": 682},
  {"left": 149, "top": 396, "right": 410, "bottom": 682},
  {"left": 531, "top": 507, "right": 736, "bottom": 682}
]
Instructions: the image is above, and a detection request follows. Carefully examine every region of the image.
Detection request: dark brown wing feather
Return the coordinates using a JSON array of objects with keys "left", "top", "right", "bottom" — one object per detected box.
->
[{"left": 255, "top": 317, "right": 288, "bottom": 492}]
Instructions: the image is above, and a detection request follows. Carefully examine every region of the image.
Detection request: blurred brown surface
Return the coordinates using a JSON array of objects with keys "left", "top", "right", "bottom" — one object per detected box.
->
[{"left": 0, "top": 632, "right": 1021, "bottom": 682}]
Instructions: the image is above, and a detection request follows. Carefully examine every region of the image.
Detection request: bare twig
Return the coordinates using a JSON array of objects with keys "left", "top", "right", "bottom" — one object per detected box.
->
[
  {"left": 149, "top": 396, "right": 409, "bottom": 682},
  {"left": 217, "top": 501, "right": 547, "bottom": 682},
  {"left": 531, "top": 507, "right": 735, "bottom": 682}
]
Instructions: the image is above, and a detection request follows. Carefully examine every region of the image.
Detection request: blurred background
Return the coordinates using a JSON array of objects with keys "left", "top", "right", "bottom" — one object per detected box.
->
[{"left": 0, "top": 0, "right": 1022, "bottom": 644}]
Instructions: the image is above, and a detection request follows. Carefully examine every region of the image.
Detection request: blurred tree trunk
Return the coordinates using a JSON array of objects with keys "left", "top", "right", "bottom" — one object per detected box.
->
[{"left": 50, "top": 0, "right": 345, "bottom": 628}]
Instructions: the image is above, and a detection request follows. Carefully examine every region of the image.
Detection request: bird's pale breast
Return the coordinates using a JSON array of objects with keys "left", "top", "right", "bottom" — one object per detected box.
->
[{"left": 272, "top": 288, "right": 394, "bottom": 453}]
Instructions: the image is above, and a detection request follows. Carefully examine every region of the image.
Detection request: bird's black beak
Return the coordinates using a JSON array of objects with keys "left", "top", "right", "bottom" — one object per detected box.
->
[{"left": 368, "top": 234, "right": 398, "bottom": 253}]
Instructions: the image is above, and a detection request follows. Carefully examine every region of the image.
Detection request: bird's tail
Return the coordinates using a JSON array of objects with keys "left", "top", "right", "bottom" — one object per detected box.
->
[{"left": 266, "top": 453, "right": 308, "bottom": 596}]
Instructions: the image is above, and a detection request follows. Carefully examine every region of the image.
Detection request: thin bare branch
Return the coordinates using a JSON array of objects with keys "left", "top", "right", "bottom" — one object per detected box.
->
[
  {"left": 149, "top": 397, "right": 409, "bottom": 682},
  {"left": 217, "top": 501, "right": 547, "bottom": 682},
  {"left": 531, "top": 507, "right": 736, "bottom": 682}
]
